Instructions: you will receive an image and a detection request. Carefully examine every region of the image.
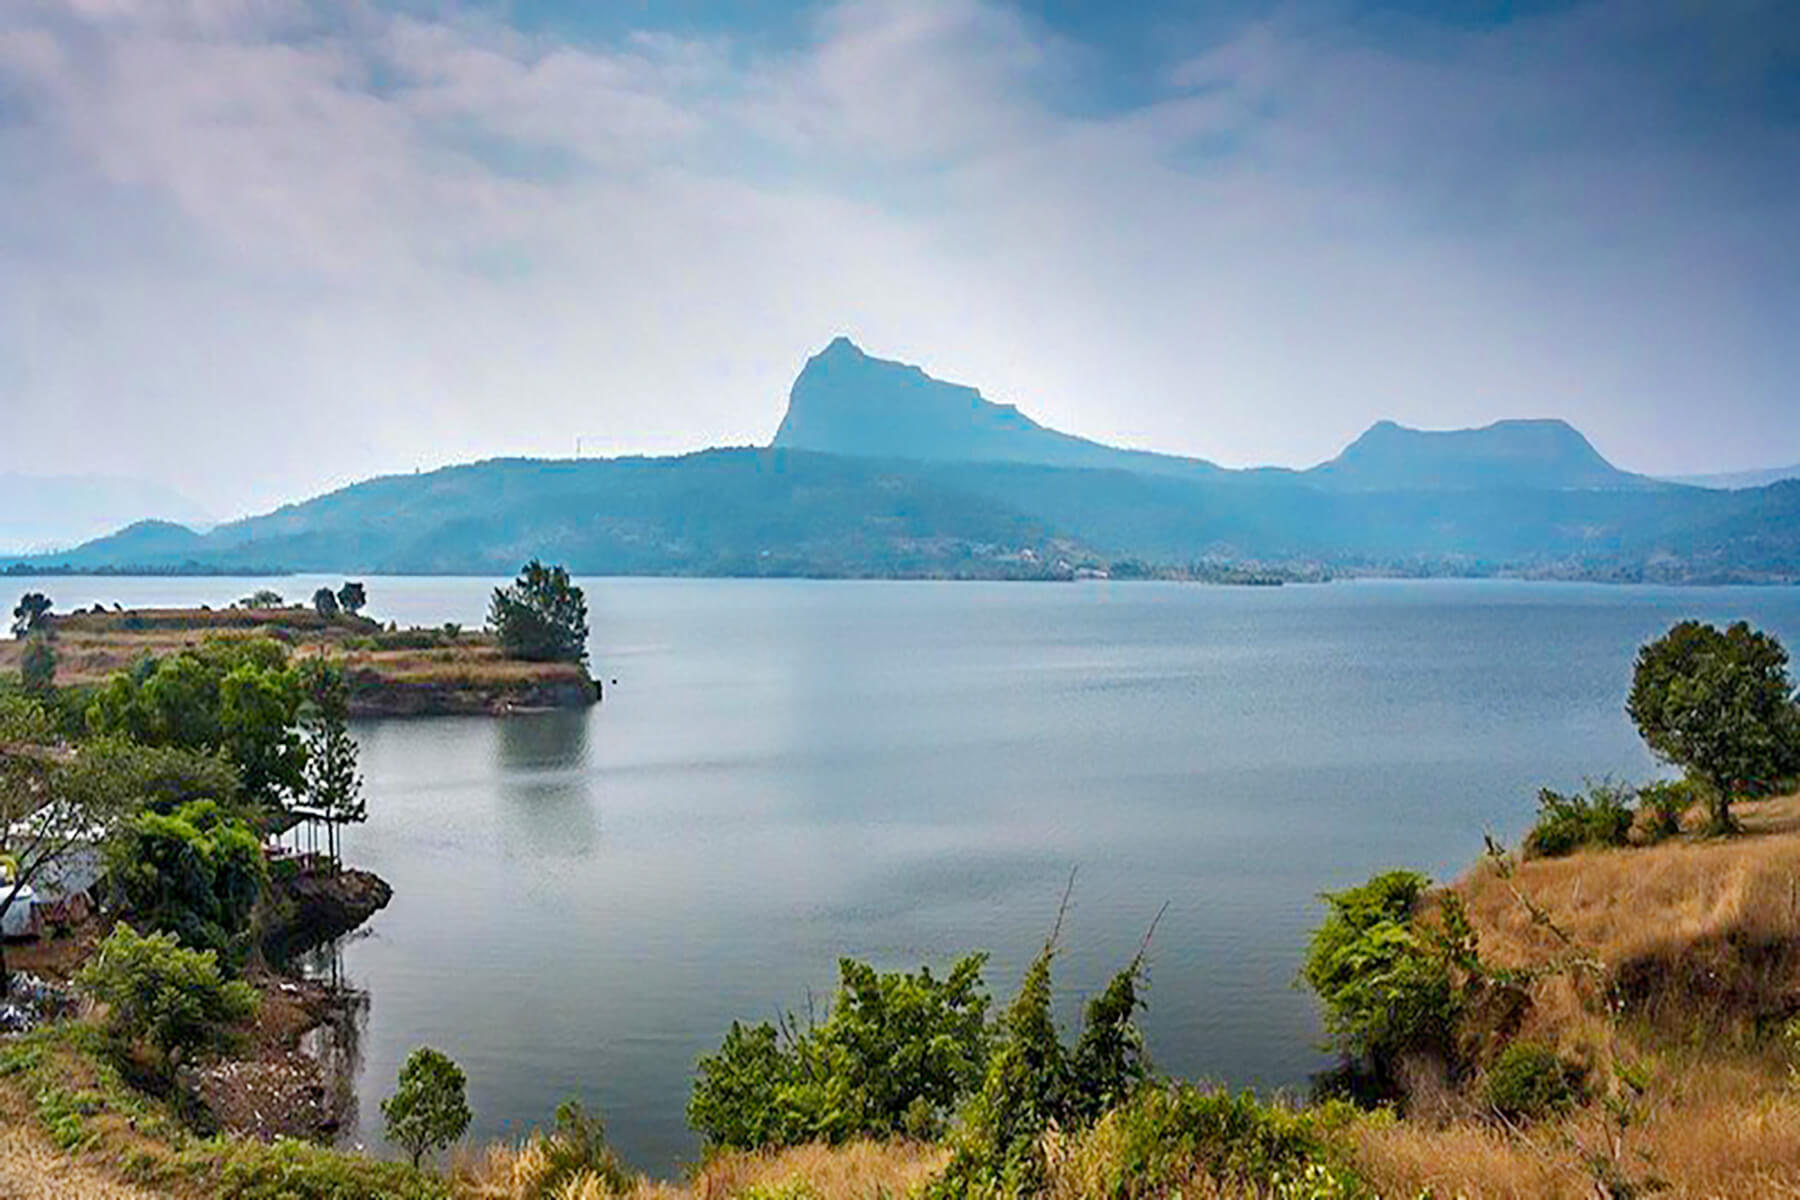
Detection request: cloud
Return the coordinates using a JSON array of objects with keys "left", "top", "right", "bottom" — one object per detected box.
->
[{"left": 0, "top": 0, "right": 1795, "bottom": 517}]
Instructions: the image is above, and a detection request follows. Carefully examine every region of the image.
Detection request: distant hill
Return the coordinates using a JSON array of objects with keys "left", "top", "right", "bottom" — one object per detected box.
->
[
  {"left": 0, "top": 474, "right": 212, "bottom": 555},
  {"left": 772, "top": 337, "right": 1226, "bottom": 481},
  {"left": 1302, "top": 419, "right": 1654, "bottom": 492},
  {"left": 12, "top": 339, "right": 1799, "bottom": 583},
  {"left": 1663, "top": 464, "right": 1800, "bottom": 490},
  {"left": 773, "top": 340, "right": 1655, "bottom": 494}
]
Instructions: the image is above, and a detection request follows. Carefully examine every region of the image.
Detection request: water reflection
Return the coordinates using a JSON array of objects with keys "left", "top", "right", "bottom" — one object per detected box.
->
[
  {"left": 295, "top": 937, "right": 372, "bottom": 1145},
  {"left": 495, "top": 710, "right": 598, "bottom": 859}
]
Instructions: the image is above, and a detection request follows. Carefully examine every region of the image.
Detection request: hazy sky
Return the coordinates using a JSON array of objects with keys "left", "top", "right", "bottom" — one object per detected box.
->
[{"left": 2, "top": 0, "right": 1796, "bottom": 518}]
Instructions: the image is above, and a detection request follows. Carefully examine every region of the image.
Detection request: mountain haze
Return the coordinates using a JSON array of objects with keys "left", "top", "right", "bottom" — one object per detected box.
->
[
  {"left": 773, "top": 340, "right": 1656, "bottom": 494},
  {"left": 773, "top": 338, "right": 1226, "bottom": 481},
  {"left": 13, "top": 339, "right": 1798, "bottom": 583}
]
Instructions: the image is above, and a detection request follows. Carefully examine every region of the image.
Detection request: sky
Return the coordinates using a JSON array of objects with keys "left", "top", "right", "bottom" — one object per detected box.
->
[{"left": 1, "top": 0, "right": 1796, "bottom": 520}]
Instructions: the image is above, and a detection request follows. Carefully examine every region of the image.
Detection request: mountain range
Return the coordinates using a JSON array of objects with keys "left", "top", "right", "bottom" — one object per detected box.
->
[{"left": 13, "top": 339, "right": 1799, "bottom": 583}]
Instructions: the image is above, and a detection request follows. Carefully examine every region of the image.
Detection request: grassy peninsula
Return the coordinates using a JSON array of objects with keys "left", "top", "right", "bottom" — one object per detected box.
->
[{"left": 0, "top": 603, "right": 598, "bottom": 718}]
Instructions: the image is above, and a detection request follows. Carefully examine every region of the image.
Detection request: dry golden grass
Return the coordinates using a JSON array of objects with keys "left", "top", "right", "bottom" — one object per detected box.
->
[
  {"left": 1349, "top": 794, "right": 1800, "bottom": 1199},
  {"left": 0, "top": 604, "right": 589, "bottom": 700},
  {"left": 1452, "top": 792, "right": 1800, "bottom": 1039},
  {"left": 453, "top": 1140, "right": 948, "bottom": 1200},
  {"left": 0, "top": 1116, "right": 172, "bottom": 1200}
]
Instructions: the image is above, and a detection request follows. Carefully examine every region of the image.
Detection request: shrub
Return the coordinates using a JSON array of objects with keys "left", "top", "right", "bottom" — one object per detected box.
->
[
  {"left": 689, "top": 953, "right": 991, "bottom": 1149},
  {"left": 1637, "top": 778, "right": 1697, "bottom": 843},
  {"left": 75, "top": 924, "right": 258, "bottom": 1068},
  {"left": 1046, "top": 1083, "right": 1367, "bottom": 1199},
  {"left": 383, "top": 1046, "right": 473, "bottom": 1168},
  {"left": 931, "top": 946, "right": 1153, "bottom": 1199},
  {"left": 1523, "top": 782, "right": 1635, "bottom": 858},
  {"left": 105, "top": 800, "right": 266, "bottom": 957},
  {"left": 311, "top": 587, "right": 340, "bottom": 619},
  {"left": 514, "top": 1099, "right": 632, "bottom": 1198},
  {"left": 20, "top": 634, "right": 54, "bottom": 693},
  {"left": 1483, "top": 1042, "right": 1582, "bottom": 1120},
  {"left": 1302, "top": 871, "right": 1459, "bottom": 1083}
]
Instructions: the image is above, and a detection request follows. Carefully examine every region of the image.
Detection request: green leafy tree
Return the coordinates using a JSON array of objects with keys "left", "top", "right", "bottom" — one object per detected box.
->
[
  {"left": 237, "top": 589, "right": 285, "bottom": 610},
  {"left": 10, "top": 591, "right": 51, "bottom": 639},
  {"left": 20, "top": 635, "right": 55, "bottom": 694},
  {"left": 337, "top": 581, "right": 368, "bottom": 616},
  {"left": 934, "top": 947, "right": 1070, "bottom": 1198},
  {"left": 89, "top": 639, "right": 306, "bottom": 805},
  {"left": 75, "top": 923, "right": 258, "bottom": 1071},
  {"left": 488, "top": 560, "right": 589, "bottom": 664},
  {"left": 312, "top": 587, "right": 340, "bottom": 619},
  {"left": 1627, "top": 620, "right": 1800, "bottom": 833},
  {"left": 218, "top": 662, "right": 306, "bottom": 802},
  {"left": 1301, "top": 871, "right": 1459, "bottom": 1091},
  {"left": 383, "top": 1046, "right": 473, "bottom": 1168},
  {"left": 688, "top": 953, "right": 991, "bottom": 1150},
  {"left": 298, "top": 663, "right": 365, "bottom": 871},
  {"left": 105, "top": 800, "right": 266, "bottom": 956}
]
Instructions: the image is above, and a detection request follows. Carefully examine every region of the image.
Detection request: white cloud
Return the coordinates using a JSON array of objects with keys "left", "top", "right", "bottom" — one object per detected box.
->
[{"left": 0, "top": 0, "right": 1794, "bottom": 519}]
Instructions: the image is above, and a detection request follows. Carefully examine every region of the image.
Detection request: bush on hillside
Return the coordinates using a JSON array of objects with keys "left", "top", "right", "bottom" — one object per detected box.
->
[
  {"left": 1302, "top": 871, "right": 1461, "bottom": 1087},
  {"left": 75, "top": 924, "right": 258, "bottom": 1069},
  {"left": 1523, "top": 782, "right": 1635, "bottom": 858},
  {"left": 1637, "top": 778, "right": 1699, "bottom": 843},
  {"left": 105, "top": 800, "right": 266, "bottom": 957},
  {"left": 1483, "top": 1042, "right": 1583, "bottom": 1121},
  {"left": 1044, "top": 1083, "right": 1368, "bottom": 1200},
  {"left": 930, "top": 945, "right": 1153, "bottom": 1199},
  {"left": 689, "top": 953, "right": 992, "bottom": 1149}
]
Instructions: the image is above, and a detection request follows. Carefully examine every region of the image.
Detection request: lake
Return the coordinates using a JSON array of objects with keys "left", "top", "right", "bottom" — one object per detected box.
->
[{"left": 12, "top": 574, "right": 1800, "bottom": 1171}]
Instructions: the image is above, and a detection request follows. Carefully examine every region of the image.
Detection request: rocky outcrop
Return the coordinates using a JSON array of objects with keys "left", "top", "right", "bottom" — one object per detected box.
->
[
  {"left": 261, "top": 869, "right": 393, "bottom": 963},
  {"left": 344, "top": 669, "right": 599, "bottom": 717}
]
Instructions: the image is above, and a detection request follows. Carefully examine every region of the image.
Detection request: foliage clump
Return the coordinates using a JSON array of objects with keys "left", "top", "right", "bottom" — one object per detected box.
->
[
  {"left": 86, "top": 637, "right": 307, "bottom": 803},
  {"left": 383, "top": 1046, "right": 473, "bottom": 1168},
  {"left": 20, "top": 634, "right": 55, "bottom": 693},
  {"left": 105, "top": 799, "right": 266, "bottom": 956},
  {"left": 1523, "top": 781, "right": 1636, "bottom": 858},
  {"left": 1482, "top": 1041, "right": 1583, "bottom": 1121},
  {"left": 11, "top": 590, "right": 52, "bottom": 638},
  {"left": 930, "top": 940, "right": 1154, "bottom": 1199},
  {"left": 1628, "top": 619, "right": 1800, "bottom": 833},
  {"left": 1047, "top": 1083, "right": 1367, "bottom": 1199},
  {"left": 1302, "top": 872, "right": 1458, "bottom": 1077},
  {"left": 75, "top": 923, "right": 258, "bottom": 1069},
  {"left": 488, "top": 559, "right": 589, "bottom": 665},
  {"left": 507, "top": 1098, "right": 634, "bottom": 1198},
  {"left": 689, "top": 953, "right": 991, "bottom": 1149}
]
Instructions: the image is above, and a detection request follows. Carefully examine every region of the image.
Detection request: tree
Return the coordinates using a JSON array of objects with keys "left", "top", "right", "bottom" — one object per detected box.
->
[
  {"left": 86, "top": 640, "right": 306, "bottom": 806},
  {"left": 237, "top": 589, "right": 284, "bottom": 610},
  {"left": 298, "top": 664, "right": 365, "bottom": 872},
  {"left": 75, "top": 923, "right": 257, "bottom": 1071},
  {"left": 487, "top": 560, "right": 589, "bottom": 664},
  {"left": 337, "top": 581, "right": 367, "bottom": 616},
  {"left": 312, "top": 587, "right": 341, "bottom": 619},
  {"left": 0, "top": 700, "right": 135, "bottom": 993},
  {"left": 1627, "top": 620, "right": 1800, "bottom": 833},
  {"left": 10, "top": 592, "right": 50, "bottom": 639},
  {"left": 20, "top": 635, "right": 54, "bottom": 694},
  {"left": 105, "top": 800, "right": 266, "bottom": 956},
  {"left": 382, "top": 1046, "right": 472, "bottom": 1167}
]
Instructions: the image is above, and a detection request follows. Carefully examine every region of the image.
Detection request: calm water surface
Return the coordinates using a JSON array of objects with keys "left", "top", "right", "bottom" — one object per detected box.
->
[{"left": 16, "top": 575, "right": 1800, "bottom": 1171}]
